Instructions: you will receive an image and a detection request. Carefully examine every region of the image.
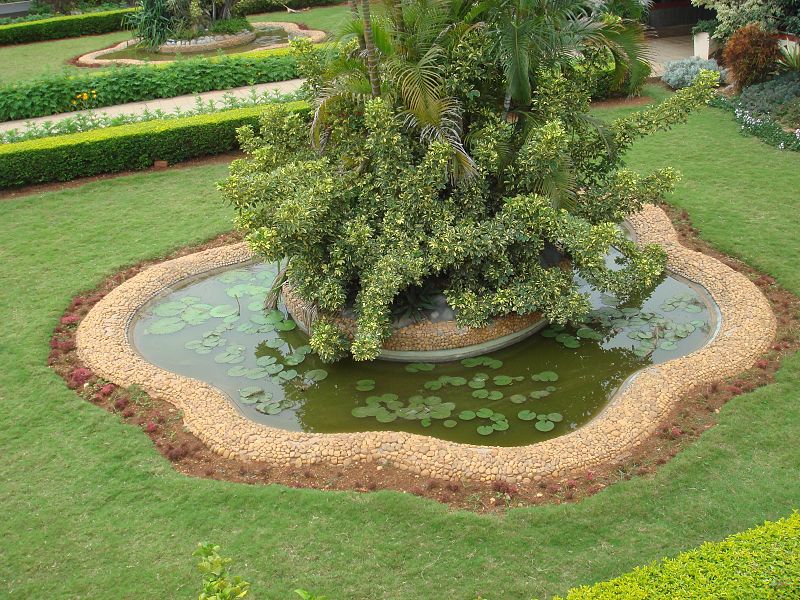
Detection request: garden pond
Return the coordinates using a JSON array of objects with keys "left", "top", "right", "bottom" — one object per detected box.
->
[
  {"left": 102, "top": 27, "right": 290, "bottom": 62},
  {"left": 132, "top": 253, "right": 717, "bottom": 446}
]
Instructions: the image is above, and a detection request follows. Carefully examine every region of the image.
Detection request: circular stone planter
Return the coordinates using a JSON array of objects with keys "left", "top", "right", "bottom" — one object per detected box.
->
[
  {"left": 76, "top": 205, "right": 776, "bottom": 483},
  {"left": 283, "top": 283, "right": 546, "bottom": 362},
  {"left": 76, "top": 22, "right": 326, "bottom": 67}
]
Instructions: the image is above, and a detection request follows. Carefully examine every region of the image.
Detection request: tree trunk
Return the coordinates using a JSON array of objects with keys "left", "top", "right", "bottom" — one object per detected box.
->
[
  {"left": 222, "top": 0, "right": 235, "bottom": 20},
  {"left": 348, "top": 0, "right": 365, "bottom": 50},
  {"left": 360, "top": 0, "right": 381, "bottom": 97}
]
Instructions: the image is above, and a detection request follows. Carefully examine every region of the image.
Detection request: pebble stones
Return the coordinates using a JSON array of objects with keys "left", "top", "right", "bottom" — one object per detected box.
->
[{"left": 75, "top": 205, "right": 777, "bottom": 483}]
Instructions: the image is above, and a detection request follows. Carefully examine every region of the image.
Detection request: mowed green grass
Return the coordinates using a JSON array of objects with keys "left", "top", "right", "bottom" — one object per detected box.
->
[
  {"left": 0, "top": 4, "right": 350, "bottom": 84},
  {"left": 1, "top": 91, "right": 799, "bottom": 599}
]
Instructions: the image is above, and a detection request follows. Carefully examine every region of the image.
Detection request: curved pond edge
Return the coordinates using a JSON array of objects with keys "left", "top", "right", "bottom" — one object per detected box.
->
[
  {"left": 75, "top": 22, "right": 326, "bottom": 67},
  {"left": 76, "top": 205, "right": 776, "bottom": 483}
]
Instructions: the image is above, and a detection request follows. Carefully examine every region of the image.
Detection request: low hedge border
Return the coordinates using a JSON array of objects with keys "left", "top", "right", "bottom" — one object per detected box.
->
[
  {"left": 0, "top": 48, "right": 299, "bottom": 122},
  {"left": 0, "top": 8, "right": 136, "bottom": 45},
  {"left": 0, "top": 100, "right": 308, "bottom": 188},
  {"left": 555, "top": 513, "right": 800, "bottom": 599}
]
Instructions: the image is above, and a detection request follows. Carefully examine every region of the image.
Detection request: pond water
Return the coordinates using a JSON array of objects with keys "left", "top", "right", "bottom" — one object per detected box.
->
[
  {"left": 131, "top": 253, "right": 716, "bottom": 446},
  {"left": 102, "top": 28, "right": 290, "bottom": 62}
]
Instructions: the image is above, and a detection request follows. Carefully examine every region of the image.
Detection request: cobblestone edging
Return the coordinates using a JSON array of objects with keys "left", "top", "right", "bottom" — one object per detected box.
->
[
  {"left": 76, "top": 22, "right": 326, "bottom": 67},
  {"left": 76, "top": 205, "right": 776, "bottom": 483}
]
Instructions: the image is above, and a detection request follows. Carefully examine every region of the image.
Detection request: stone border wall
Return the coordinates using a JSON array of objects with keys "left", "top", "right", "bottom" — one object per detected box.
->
[
  {"left": 282, "top": 282, "right": 544, "bottom": 355},
  {"left": 158, "top": 30, "right": 258, "bottom": 54},
  {"left": 76, "top": 205, "right": 776, "bottom": 483},
  {"left": 76, "top": 22, "right": 326, "bottom": 67}
]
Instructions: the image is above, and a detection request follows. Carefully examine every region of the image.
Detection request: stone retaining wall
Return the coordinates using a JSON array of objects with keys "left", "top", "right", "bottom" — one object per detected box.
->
[
  {"left": 282, "top": 282, "right": 544, "bottom": 355},
  {"left": 76, "top": 205, "right": 776, "bottom": 483}
]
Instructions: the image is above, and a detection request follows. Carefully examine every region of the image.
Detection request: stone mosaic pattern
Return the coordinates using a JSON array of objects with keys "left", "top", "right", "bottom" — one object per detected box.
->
[
  {"left": 282, "top": 282, "right": 544, "bottom": 353},
  {"left": 76, "top": 22, "right": 326, "bottom": 67},
  {"left": 76, "top": 205, "right": 776, "bottom": 482}
]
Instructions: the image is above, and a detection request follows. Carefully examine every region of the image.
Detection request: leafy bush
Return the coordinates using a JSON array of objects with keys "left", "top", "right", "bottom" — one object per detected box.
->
[
  {"left": 723, "top": 23, "right": 781, "bottom": 91},
  {"left": 692, "top": 0, "right": 800, "bottom": 40},
  {"left": 661, "top": 57, "right": 727, "bottom": 90},
  {"left": 0, "top": 50, "right": 298, "bottom": 122},
  {"left": 221, "top": 1, "right": 716, "bottom": 362},
  {"left": 554, "top": 513, "right": 800, "bottom": 598},
  {"left": 738, "top": 71, "right": 800, "bottom": 119},
  {"left": 0, "top": 7, "right": 135, "bottom": 44},
  {"left": 193, "top": 543, "right": 250, "bottom": 600},
  {"left": 208, "top": 16, "right": 252, "bottom": 34},
  {"left": 0, "top": 101, "right": 308, "bottom": 188},
  {"left": 691, "top": 18, "right": 717, "bottom": 36},
  {"left": 779, "top": 43, "right": 800, "bottom": 72}
]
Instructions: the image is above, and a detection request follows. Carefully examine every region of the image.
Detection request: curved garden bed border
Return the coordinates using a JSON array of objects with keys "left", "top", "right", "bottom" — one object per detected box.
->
[
  {"left": 76, "top": 205, "right": 776, "bottom": 483},
  {"left": 75, "top": 22, "right": 326, "bottom": 66}
]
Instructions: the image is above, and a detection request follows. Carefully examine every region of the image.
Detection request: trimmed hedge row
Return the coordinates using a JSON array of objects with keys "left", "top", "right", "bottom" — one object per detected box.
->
[
  {"left": 0, "top": 101, "right": 308, "bottom": 188},
  {"left": 555, "top": 513, "right": 800, "bottom": 599},
  {"left": 0, "top": 8, "right": 136, "bottom": 45},
  {"left": 0, "top": 49, "right": 298, "bottom": 122},
  {"left": 233, "top": 0, "right": 339, "bottom": 16}
]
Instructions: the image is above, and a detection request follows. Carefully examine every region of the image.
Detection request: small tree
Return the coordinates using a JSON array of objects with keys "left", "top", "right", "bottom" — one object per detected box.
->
[{"left": 193, "top": 543, "right": 250, "bottom": 600}]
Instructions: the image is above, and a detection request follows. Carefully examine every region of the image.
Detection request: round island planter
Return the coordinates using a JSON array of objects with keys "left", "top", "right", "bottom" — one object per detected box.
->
[
  {"left": 76, "top": 205, "right": 776, "bottom": 483},
  {"left": 283, "top": 282, "right": 546, "bottom": 362}
]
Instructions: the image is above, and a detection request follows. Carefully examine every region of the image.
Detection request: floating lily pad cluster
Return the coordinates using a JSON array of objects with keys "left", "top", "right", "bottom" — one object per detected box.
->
[
  {"left": 349, "top": 362, "right": 564, "bottom": 437},
  {"left": 589, "top": 305, "right": 708, "bottom": 358},
  {"left": 660, "top": 293, "right": 704, "bottom": 313},
  {"left": 351, "top": 394, "right": 456, "bottom": 426},
  {"left": 238, "top": 387, "right": 294, "bottom": 415},
  {"left": 461, "top": 356, "right": 503, "bottom": 369},
  {"left": 146, "top": 296, "right": 241, "bottom": 335},
  {"left": 517, "top": 410, "right": 563, "bottom": 431}
]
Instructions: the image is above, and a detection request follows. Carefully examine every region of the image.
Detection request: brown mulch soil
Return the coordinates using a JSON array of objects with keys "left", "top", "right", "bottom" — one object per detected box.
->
[{"left": 48, "top": 204, "right": 800, "bottom": 512}]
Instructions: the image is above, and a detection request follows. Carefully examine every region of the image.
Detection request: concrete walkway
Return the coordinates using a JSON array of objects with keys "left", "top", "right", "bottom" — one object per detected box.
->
[
  {"left": 648, "top": 35, "right": 694, "bottom": 76},
  {"left": 0, "top": 78, "right": 304, "bottom": 134}
]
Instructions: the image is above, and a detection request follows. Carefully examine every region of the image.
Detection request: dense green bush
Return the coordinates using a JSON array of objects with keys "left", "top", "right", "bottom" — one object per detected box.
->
[
  {"left": 554, "top": 513, "right": 800, "bottom": 598},
  {"left": 739, "top": 71, "right": 800, "bottom": 121},
  {"left": 661, "top": 57, "right": 727, "bottom": 90},
  {"left": 222, "top": 2, "right": 715, "bottom": 362},
  {"left": 0, "top": 8, "right": 135, "bottom": 45},
  {"left": 691, "top": 0, "right": 800, "bottom": 39},
  {"left": 0, "top": 50, "right": 298, "bottom": 122},
  {"left": 0, "top": 101, "right": 307, "bottom": 188}
]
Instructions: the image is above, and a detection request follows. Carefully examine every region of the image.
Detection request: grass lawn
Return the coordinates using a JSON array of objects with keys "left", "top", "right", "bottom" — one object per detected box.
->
[
  {"left": 0, "top": 31, "right": 131, "bottom": 83},
  {"left": 247, "top": 3, "right": 351, "bottom": 32},
  {"left": 0, "top": 5, "right": 350, "bottom": 85},
  {"left": 1, "top": 90, "right": 799, "bottom": 598}
]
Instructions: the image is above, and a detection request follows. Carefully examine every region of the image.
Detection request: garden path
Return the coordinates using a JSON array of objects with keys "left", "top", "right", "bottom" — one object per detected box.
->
[
  {"left": 648, "top": 34, "right": 694, "bottom": 76},
  {"left": 0, "top": 78, "right": 303, "bottom": 135}
]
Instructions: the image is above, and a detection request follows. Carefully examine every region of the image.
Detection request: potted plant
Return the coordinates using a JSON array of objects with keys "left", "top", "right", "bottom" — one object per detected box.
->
[{"left": 693, "top": 19, "right": 720, "bottom": 60}]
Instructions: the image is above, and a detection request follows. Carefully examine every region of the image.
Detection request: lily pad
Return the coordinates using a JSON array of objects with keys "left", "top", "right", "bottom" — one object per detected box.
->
[
  {"left": 532, "top": 371, "right": 559, "bottom": 382},
  {"left": 153, "top": 301, "right": 186, "bottom": 317},
  {"left": 458, "top": 410, "right": 476, "bottom": 421},
  {"left": 405, "top": 362, "right": 435, "bottom": 373},
  {"left": 443, "top": 419, "right": 457, "bottom": 428},
  {"left": 486, "top": 390, "right": 503, "bottom": 401},
  {"left": 535, "top": 420, "right": 555, "bottom": 432},
  {"left": 476, "top": 407, "right": 494, "bottom": 419},
  {"left": 509, "top": 394, "right": 527, "bottom": 404},
  {"left": 476, "top": 425, "right": 494, "bottom": 436},
  {"left": 492, "top": 421, "right": 509, "bottom": 431},
  {"left": 147, "top": 317, "right": 185, "bottom": 335},
  {"left": 304, "top": 369, "right": 328, "bottom": 382},
  {"left": 492, "top": 375, "right": 514, "bottom": 386},
  {"left": 517, "top": 410, "right": 537, "bottom": 421},
  {"left": 472, "top": 389, "right": 489, "bottom": 399},
  {"left": 355, "top": 379, "right": 376, "bottom": 392},
  {"left": 210, "top": 305, "right": 238, "bottom": 318}
]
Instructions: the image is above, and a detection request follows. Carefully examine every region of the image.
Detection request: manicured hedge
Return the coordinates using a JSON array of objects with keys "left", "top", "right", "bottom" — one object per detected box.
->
[
  {"left": 0, "top": 8, "right": 136, "bottom": 45},
  {"left": 233, "top": 0, "right": 339, "bottom": 16},
  {"left": 0, "top": 49, "right": 298, "bottom": 122},
  {"left": 555, "top": 513, "right": 800, "bottom": 599},
  {"left": 0, "top": 100, "right": 308, "bottom": 188}
]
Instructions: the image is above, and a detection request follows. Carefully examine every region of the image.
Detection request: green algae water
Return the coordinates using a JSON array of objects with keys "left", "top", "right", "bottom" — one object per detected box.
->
[{"left": 131, "top": 257, "right": 716, "bottom": 446}]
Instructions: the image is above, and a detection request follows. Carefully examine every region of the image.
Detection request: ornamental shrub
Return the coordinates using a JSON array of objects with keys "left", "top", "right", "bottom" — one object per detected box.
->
[
  {"left": 555, "top": 512, "right": 800, "bottom": 598},
  {"left": 0, "top": 50, "right": 298, "bottom": 122},
  {"left": 692, "top": 0, "right": 800, "bottom": 40},
  {"left": 0, "top": 102, "right": 308, "bottom": 188},
  {"left": 738, "top": 71, "right": 800, "bottom": 120},
  {"left": 723, "top": 23, "right": 781, "bottom": 91},
  {"left": 0, "top": 8, "right": 135, "bottom": 45},
  {"left": 193, "top": 543, "right": 250, "bottom": 600},
  {"left": 662, "top": 57, "right": 727, "bottom": 89},
  {"left": 221, "top": 0, "right": 718, "bottom": 362}
]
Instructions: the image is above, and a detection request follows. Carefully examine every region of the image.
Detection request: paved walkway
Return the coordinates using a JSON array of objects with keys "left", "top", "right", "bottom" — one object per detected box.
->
[
  {"left": 0, "top": 78, "right": 304, "bottom": 134},
  {"left": 648, "top": 35, "right": 693, "bottom": 76}
]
